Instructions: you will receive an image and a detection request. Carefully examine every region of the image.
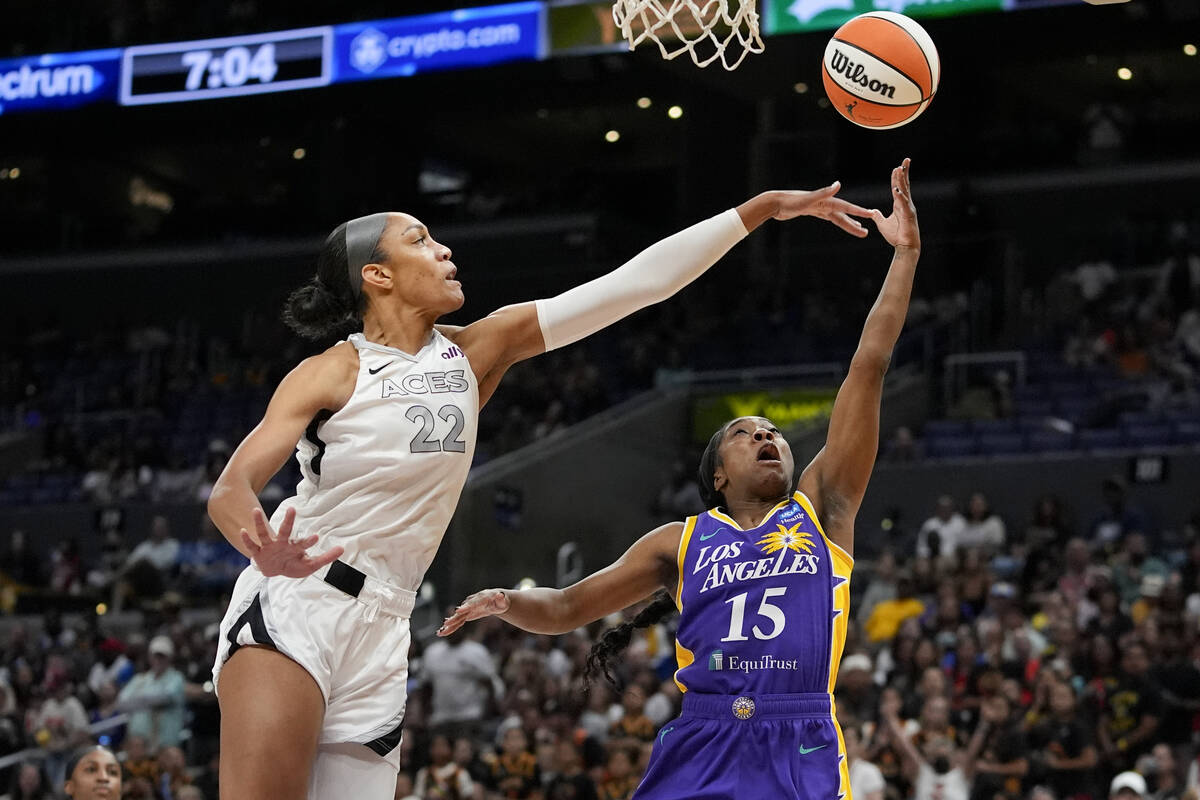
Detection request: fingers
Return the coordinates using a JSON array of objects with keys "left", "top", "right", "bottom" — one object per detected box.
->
[
  {"left": 252, "top": 508, "right": 277, "bottom": 543},
  {"left": 828, "top": 197, "right": 874, "bottom": 219},
  {"left": 239, "top": 529, "right": 261, "bottom": 554},
  {"left": 301, "top": 545, "right": 344, "bottom": 572},
  {"left": 832, "top": 212, "right": 869, "bottom": 238},
  {"left": 277, "top": 506, "right": 296, "bottom": 539}
]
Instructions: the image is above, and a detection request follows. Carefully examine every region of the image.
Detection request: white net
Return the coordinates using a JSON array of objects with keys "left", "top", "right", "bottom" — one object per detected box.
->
[{"left": 611, "top": 0, "right": 764, "bottom": 71}]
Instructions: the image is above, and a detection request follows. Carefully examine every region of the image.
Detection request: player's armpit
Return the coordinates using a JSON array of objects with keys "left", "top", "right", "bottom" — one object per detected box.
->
[{"left": 443, "top": 302, "right": 544, "bottom": 388}]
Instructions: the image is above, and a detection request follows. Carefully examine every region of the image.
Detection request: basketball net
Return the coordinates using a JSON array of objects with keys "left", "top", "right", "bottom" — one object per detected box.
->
[{"left": 612, "top": 0, "right": 764, "bottom": 70}]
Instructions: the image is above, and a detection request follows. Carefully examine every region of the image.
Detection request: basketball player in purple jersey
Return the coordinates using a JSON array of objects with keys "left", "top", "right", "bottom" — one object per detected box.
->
[{"left": 441, "top": 159, "right": 919, "bottom": 800}]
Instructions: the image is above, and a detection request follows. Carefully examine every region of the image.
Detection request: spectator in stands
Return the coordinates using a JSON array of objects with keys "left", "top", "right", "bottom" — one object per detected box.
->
[
  {"left": 860, "top": 551, "right": 899, "bottom": 623},
  {"left": 1110, "top": 771, "right": 1149, "bottom": 800},
  {"left": 882, "top": 691, "right": 986, "bottom": 800},
  {"left": 30, "top": 674, "right": 89, "bottom": 786},
  {"left": 596, "top": 746, "right": 637, "bottom": 800},
  {"left": 87, "top": 681, "right": 124, "bottom": 748},
  {"left": 424, "top": 621, "right": 505, "bottom": 740},
  {"left": 844, "top": 721, "right": 886, "bottom": 800},
  {"left": 545, "top": 738, "right": 597, "bottom": 800},
  {"left": 414, "top": 734, "right": 474, "bottom": 800},
  {"left": 607, "top": 686, "right": 655, "bottom": 753},
  {"left": 1096, "top": 641, "right": 1161, "bottom": 771},
  {"left": 117, "top": 635, "right": 186, "bottom": 750},
  {"left": 489, "top": 726, "right": 539, "bottom": 799},
  {"left": 394, "top": 771, "right": 417, "bottom": 800},
  {"left": 86, "top": 638, "right": 132, "bottom": 694},
  {"left": 0, "top": 762, "right": 50, "bottom": 800},
  {"left": 865, "top": 575, "right": 925, "bottom": 644},
  {"left": 836, "top": 654, "right": 880, "bottom": 724},
  {"left": 1112, "top": 533, "right": 1169, "bottom": 609},
  {"left": 961, "top": 492, "right": 1007, "bottom": 553},
  {"left": 113, "top": 516, "right": 179, "bottom": 611},
  {"left": 882, "top": 426, "right": 922, "bottom": 463},
  {"left": 48, "top": 539, "right": 82, "bottom": 595},
  {"left": 0, "top": 531, "right": 42, "bottom": 589},
  {"left": 1089, "top": 475, "right": 1147, "bottom": 553},
  {"left": 118, "top": 734, "right": 157, "bottom": 784},
  {"left": 1142, "top": 743, "right": 1183, "bottom": 800},
  {"left": 176, "top": 514, "right": 247, "bottom": 597},
  {"left": 453, "top": 736, "right": 491, "bottom": 796},
  {"left": 970, "top": 695, "right": 1029, "bottom": 800},
  {"left": 1025, "top": 679, "right": 1098, "bottom": 800},
  {"left": 918, "top": 496, "right": 965, "bottom": 560},
  {"left": 156, "top": 746, "right": 192, "bottom": 799}
]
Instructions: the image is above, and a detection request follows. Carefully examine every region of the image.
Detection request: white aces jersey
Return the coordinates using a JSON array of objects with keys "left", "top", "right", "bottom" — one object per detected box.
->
[{"left": 269, "top": 331, "right": 479, "bottom": 591}]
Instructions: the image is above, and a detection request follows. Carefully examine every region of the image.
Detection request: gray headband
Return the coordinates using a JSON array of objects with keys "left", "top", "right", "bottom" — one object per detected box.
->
[{"left": 344, "top": 213, "right": 390, "bottom": 299}]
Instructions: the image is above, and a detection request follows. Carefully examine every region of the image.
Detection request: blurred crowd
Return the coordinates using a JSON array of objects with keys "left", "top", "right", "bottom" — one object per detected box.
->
[{"left": 1, "top": 478, "right": 1199, "bottom": 800}]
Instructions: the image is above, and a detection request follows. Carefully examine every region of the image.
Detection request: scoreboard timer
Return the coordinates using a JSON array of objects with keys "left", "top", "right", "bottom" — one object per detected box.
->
[{"left": 120, "top": 27, "right": 332, "bottom": 105}]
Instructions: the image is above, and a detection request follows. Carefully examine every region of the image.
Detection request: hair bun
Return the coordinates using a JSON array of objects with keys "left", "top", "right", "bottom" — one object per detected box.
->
[{"left": 283, "top": 279, "right": 353, "bottom": 341}]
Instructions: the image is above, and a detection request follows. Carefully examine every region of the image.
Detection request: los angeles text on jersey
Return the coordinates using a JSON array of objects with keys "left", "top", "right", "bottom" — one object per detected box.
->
[
  {"left": 693, "top": 542, "right": 820, "bottom": 594},
  {"left": 381, "top": 369, "right": 470, "bottom": 398}
]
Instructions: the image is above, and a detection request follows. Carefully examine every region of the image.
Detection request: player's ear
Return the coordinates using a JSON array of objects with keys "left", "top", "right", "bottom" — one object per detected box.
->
[
  {"left": 361, "top": 262, "right": 392, "bottom": 290},
  {"left": 713, "top": 467, "right": 727, "bottom": 496}
]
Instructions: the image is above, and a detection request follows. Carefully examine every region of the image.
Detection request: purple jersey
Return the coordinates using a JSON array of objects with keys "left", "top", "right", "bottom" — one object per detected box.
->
[{"left": 672, "top": 491, "right": 854, "bottom": 696}]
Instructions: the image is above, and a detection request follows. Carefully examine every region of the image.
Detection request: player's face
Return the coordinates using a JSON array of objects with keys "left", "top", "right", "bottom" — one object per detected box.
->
[
  {"left": 714, "top": 417, "right": 794, "bottom": 502},
  {"left": 378, "top": 212, "right": 463, "bottom": 314},
  {"left": 65, "top": 750, "right": 121, "bottom": 800}
]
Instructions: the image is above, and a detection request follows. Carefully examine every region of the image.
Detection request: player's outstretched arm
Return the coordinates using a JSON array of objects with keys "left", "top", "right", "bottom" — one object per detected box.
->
[
  {"left": 438, "top": 522, "right": 682, "bottom": 637},
  {"left": 206, "top": 346, "right": 353, "bottom": 576},
  {"left": 446, "top": 185, "right": 875, "bottom": 404},
  {"left": 798, "top": 159, "right": 919, "bottom": 558}
]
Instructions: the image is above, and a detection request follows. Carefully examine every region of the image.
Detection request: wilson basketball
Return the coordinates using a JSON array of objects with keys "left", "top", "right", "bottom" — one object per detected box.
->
[{"left": 821, "top": 12, "right": 940, "bottom": 130}]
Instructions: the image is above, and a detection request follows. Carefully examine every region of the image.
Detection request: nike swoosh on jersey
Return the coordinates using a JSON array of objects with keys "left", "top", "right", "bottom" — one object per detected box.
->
[
  {"left": 798, "top": 744, "right": 827, "bottom": 755},
  {"left": 368, "top": 362, "right": 394, "bottom": 375},
  {"left": 658, "top": 726, "right": 675, "bottom": 745},
  {"left": 698, "top": 528, "right": 725, "bottom": 541}
]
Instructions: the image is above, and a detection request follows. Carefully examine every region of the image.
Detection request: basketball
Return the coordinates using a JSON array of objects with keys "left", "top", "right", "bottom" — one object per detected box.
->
[{"left": 821, "top": 11, "right": 940, "bottom": 130}]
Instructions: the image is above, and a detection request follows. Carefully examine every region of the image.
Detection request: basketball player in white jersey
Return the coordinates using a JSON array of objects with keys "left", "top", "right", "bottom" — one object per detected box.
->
[{"left": 206, "top": 184, "right": 879, "bottom": 800}]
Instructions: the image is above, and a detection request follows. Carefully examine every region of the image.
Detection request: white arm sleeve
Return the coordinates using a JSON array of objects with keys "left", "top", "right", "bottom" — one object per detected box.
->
[{"left": 534, "top": 208, "right": 749, "bottom": 351}]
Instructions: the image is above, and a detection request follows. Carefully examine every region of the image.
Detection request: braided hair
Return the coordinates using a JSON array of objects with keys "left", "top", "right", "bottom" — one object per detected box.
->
[{"left": 585, "top": 592, "right": 677, "bottom": 688}]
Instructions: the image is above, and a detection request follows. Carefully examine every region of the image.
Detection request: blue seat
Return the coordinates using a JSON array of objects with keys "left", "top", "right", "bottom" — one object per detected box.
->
[
  {"left": 1077, "top": 428, "right": 1123, "bottom": 451},
  {"left": 1118, "top": 411, "right": 1162, "bottom": 427},
  {"left": 924, "top": 420, "right": 969, "bottom": 437},
  {"left": 1027, "top": 430, "right": 1074, "bottom": 452},
  {"left": 972, "top": 419, "right": 1018, "bottom": 434},
  {"left": 1015, "top": 400, "right": 1055, "bottom": 417},
  {"left": 977, "top": 433, "right": 1026, "bottom": 454},
  {"left": 1174, "top": 421, "right": 1200, "bottom": 444},
  {"left": 925, "top": 436, "right": 978, "bottom": 459},
  {"left": 1055, "top": 397, "right": 1094, "bottom": 422},
  {"left": 1016, "top": 416, "right": 1053, "bottom": 433},
  {"left": 1124, "top": 424, "right": 1174, "bottom": 448},
  {"left": 1049, "top": 380, "right": 1091, "bottom": 397}
]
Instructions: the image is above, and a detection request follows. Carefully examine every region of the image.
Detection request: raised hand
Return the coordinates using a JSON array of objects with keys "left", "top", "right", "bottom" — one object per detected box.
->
[
  {"left": 870, "top": 158, "right": 920, "bottom": 250},
  {"left": 772, "top": 182, "right": 875, "bottom": 238},
  {"left": 437, "top": 588, "right": 511, "bottom": 636},
  {"left": 240, "top": 507, "right": 344, "bottom": 578}
]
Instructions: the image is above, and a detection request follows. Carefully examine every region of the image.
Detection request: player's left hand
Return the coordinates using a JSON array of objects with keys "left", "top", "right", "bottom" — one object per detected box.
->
[
  {"left": 437, "top": 588, "right": 510, "bottom": 636},
  {"left": 240, "top": 506, "right": 344, "bottom": 579},
  {"left": 870, "top": 158, "right": 920, "bottom": 251},
  {"left": 771, "top": 182, "right": 875, "bottom": 238}
]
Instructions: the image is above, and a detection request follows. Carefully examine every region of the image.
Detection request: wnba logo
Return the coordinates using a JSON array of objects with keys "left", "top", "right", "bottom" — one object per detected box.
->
[{"left": 708, "top": 651, "right": 724, "bottom": 671}]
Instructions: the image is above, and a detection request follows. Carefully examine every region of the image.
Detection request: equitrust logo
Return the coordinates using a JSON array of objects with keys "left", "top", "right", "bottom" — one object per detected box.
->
[{"left": 708, "top": 651, "right": 800, "bottom": 673}]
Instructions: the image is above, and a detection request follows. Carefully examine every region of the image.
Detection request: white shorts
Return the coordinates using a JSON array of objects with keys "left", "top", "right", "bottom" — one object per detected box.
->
[{"left": 213, "top": 561, "right": 416, "bottom": 769}]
